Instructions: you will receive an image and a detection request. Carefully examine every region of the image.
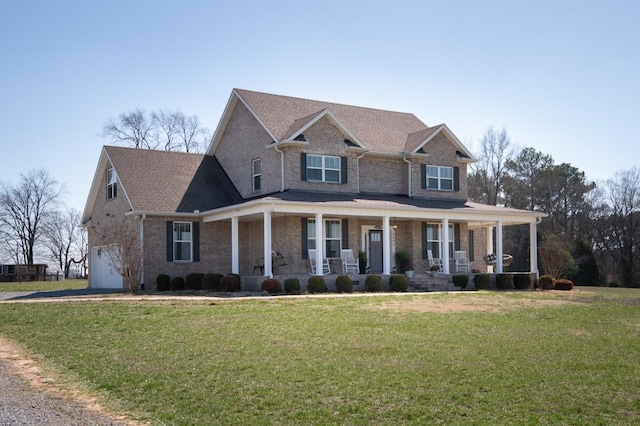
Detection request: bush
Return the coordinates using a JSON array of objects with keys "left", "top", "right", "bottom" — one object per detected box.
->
[
  {"left": 185, "top": 273, "right": 204, "bottom": 290},
  {"left": 474, "top": 274, "right": 490, "bottom": 290},
  {"left": 220, "top": 274, "right": 241, "bottom": 292},
  {"left": 156, "top": 274, "right": 170, "bottom": 291},
  {"left": 496, "top": 274, "right": 514, "bottom": 290},
  {"left": 307, "top": 276, "right": 327, "bottom": 294},
  {"left": 554, "top": 278, "right": 574, "bottom": 291},
  {"left": 202, "top": 273, "right": 223, "bottom": 291},
  {"left": 389, "top": 274, "right": 409, "bottom": 292},
  {"left": 513, "top": 274, "right": 532, "bottom": 290},
  {"left": 335, "top": 275, "right": 353, "bottom": 293},
  {"left": 170, "top": 276, "right": 185, "bottom": 291},
  {"left": 452, "top": 275, "right": 469, "bottom": 289},
  {"left": 364, "top": 275, "right": 382, "bottom": 292},
  {"left": 536, "top": 274, "right": 554, "bottom": 290},
  {"left": 284, "top": 278, "right": 300, "bottom": 294},
  {"left": 261, "top": 278, "right": 282, "bottom": 293}
]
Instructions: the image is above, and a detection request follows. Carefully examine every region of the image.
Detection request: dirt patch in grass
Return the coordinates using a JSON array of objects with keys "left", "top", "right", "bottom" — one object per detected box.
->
[
  {"left": 370, "top": 293, "right": 574, "bottom": 314},
  {"left": 0, "top": 336, "right": 145, "bottom": 425}
]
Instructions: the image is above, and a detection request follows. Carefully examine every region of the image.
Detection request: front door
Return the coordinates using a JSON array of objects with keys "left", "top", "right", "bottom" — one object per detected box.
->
[{"left": 369, "top": 230, "right": 383, "bottom": 273}]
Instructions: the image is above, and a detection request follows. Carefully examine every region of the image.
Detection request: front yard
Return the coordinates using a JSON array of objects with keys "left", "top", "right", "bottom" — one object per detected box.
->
[{"left": 0, "top": 288, "right": 638, "bottom": 424}]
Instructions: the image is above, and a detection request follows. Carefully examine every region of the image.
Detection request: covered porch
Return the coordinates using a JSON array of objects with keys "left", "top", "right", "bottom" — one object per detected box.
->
[{"left": 202, "top": 192, "right": 545, "bottom": 279}]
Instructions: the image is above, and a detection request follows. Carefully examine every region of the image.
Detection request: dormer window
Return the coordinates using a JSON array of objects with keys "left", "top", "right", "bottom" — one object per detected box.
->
[
  {"left": 106, "top": 168, "right": 117, "bottom": 199},
  {"left": 425, "top": 165, "right": 453, "bottom": 190},
  {"left": 307, "top": 154, "right": 340, "bottom": 183}
]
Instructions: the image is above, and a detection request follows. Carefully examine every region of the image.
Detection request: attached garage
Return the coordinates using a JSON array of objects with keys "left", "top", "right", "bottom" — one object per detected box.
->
[{"left": 90, "top": 246, "right": 124, "bottom": 289}]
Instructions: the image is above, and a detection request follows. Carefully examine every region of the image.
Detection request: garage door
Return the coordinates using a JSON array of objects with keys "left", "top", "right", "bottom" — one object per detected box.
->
[{"left": 90, "top": 246, "right": 124, "bottom": 289}]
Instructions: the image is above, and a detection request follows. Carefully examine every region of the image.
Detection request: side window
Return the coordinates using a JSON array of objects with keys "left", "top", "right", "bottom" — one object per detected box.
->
[
  {"left": 252, "top": 158, "right": 261, "bottom": 191},
  {"left": 106, "top": 168, "right": 117, "bottom": 199},
  {"left": 173, "top": 222, "right": 192, "bottom": 261}
]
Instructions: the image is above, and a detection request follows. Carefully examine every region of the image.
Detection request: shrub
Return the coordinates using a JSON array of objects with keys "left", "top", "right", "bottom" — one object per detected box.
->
[
  {"left": 364, "top": 275, "right": 382, "bottom": 292},
  {"left": 261, "top": 278, "right": 282, "bottom": 293},
  {"left": 220, "top": 274, "right": 241, "bottom": 292},
  {"left": 513, "top": 274, "right": 532, "bottom": 290},
  {"left": 170, "top": 276, "right": 185, "bottom": 291},
  {"left": 335, "top": 275, "right": 353, "bottom": 293},
  {"left": 307, "top": 276, "right": 327, "bottom": 294},
  {"left": 156, "top": 274, "right": 170, "bottom": 291},
  {"left": 185, "top": 273, "right": 204, "bottom": 290},
  {"left": 536, "top": 274, "right": 554, "bottom": 290},
  {"left": 496, "top": 274, "right": 514, "bottom": 290},
  {"left": 284, "top": 278, "right": 300, "bottom": 294},
  {"left": 202, "top": 273, "right": 223, "bottom": 291},
  {"left": 452, "top": 275, "right": 469, "bottom": 289},
  {"left": 474, "top": 274, "right": 490, "bottom": 290},
  {"left": 554, "top": 278, "right": 574, "bottom": 291},
  {"left": 389, "top": 274, "right": 409, "bottom": 292}
]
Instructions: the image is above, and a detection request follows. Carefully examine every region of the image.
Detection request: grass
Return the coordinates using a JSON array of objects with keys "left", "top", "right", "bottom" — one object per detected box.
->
[
  {"left": 0, "top": 278, "right": 88, "bottom": 292},
  {"left": 0, "top": 288, "right": 639, "bottom": 424}
]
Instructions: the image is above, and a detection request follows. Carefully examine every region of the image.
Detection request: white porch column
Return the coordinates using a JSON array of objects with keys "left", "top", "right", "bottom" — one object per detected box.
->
[
  {"left": 383, "top": 216, "right": 391, "bottom": 275},
  {"left": 530, "top": 221, "right": 539, "bottom": 277},
  {"left": 496, "top": 220, "right": 504, "bottom": 273},
  {"left": 315, "top": 213, "right": 323, "bottom": 276},
  {"left": 263, "top": 211, "right": 272, "bottom": 277},
  {"left": 442, "top": 219, "right": 450, "bottom": 274},
  {"left": 486, "top": 225, "right": 494, "bottom": 273},
  {"left": 231, "top": 217, "right": 239, "bottom": 274}
]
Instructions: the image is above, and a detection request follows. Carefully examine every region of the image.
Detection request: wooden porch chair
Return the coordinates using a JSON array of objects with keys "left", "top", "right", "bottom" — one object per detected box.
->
[
  {"left": 340, "top": 249, "right": 359, "bottom": 274},
  {"left": 427, "top": 250, "right": 443, "bottom": 271},
  {"left": 308, "top": 249, "right": 331, "bottom": 275},
  {"left": 454, "top": 250, "right": 470, "bottom": 272}
]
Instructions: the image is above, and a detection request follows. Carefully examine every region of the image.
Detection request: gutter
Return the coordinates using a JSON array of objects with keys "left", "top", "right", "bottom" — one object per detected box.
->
[
  {"left": 273, "top": 143, "right": 285, "bottom": 192},
  {"left": 402, "top": 155, "right": 412, "bottom": 198}
]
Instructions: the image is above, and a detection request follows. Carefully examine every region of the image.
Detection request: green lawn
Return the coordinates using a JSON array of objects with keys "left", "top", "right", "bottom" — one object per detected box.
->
[
  {"left": 0, "top": 289, "right": 639, "bottom": 425},
  {"left": 0, "top": 279, "right": 88, "bottom": 292}
]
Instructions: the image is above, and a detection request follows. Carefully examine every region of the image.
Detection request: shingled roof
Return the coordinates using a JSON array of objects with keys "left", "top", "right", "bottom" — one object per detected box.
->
[
  {"left": 209, "top": 89, "right": 467, "bottom": 156},
  {"left": 104, "top": 146, "right": 242, "bottom": 213}
]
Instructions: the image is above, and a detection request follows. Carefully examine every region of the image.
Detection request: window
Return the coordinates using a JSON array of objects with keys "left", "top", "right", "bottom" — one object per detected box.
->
[
  {"left": 173, "top": 222, "right": 192, "bottom": 261},
  {"left": 307, "top": 154, "right": 340, "bottom": 183},
  {"left": 424, "top": 223, "right": 454, "bottom": 259},
  {"left": 425, "top": 166, "right": 453, "bottom": 190},
  {"left": 106, "top": 168, "right": 117, "bottom": 199},
  {"left": 252, "top": 158, "right": 261, "bottom": 191},
  {"left": 307, "top": 219, "right": 342, "bottom": 258}
]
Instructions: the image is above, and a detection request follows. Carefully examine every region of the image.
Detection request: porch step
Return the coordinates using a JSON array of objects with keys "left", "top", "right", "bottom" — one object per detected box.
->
[{"left": 408, "top": 273, "right": 456, "bottom": 292}]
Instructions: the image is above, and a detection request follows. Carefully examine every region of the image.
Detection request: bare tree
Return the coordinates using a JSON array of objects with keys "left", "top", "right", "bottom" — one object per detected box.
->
[
  {"left": 98, "top": 217, "right": 142, "bottom": 292},
  {"left": 102, "top": 109, "right": 157, "bottom": 149},
  {"left": 468, "top": 127, "right": 516, "bottom": 206},
  {"left": 103, "top": 109, "right": 210, "bottom": 153},
  {"left": 43, "top": 208, "right": 87, "bottom": 278},
  {"left": 0, "top": 169, "right": 63, "bottom": 265},
  {"left": 538, "top": 234, "right": 575, "bottom": 278}
]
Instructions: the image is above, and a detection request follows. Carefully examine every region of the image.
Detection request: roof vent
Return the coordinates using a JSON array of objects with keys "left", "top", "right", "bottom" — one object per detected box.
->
[{"left": 293, "top": 134, "right": 307, "bottom": 142}]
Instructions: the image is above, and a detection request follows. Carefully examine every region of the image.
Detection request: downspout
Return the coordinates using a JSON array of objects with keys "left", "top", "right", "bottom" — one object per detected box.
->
[
  {"left": 403, "top": 156, "right": 412, "bottom": 198},
  {"left": 139, "top": 214, "right": 146, "bottom": 289},
  {"left": 274, "top": 144, "right": 285, "bottom": 192},
  {"left": 356, "top": 152, "right": 365, "bottom": 194}
]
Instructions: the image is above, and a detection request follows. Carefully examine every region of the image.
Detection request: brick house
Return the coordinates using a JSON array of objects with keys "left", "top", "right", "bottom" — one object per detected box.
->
[{"left": 82, "top": 89, "right": 545, "bottom": 289}]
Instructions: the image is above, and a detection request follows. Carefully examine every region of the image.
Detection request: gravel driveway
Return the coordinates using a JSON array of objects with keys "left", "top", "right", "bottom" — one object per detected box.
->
[{"left": 0, "top": 289, "right": 139, "bottom": 425}]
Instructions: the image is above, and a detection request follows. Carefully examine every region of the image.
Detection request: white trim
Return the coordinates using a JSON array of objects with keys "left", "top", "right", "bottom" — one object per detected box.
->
[
  {"left": 287, "top": 109, "right": 365, "bottom": 148},
  {"left": 413, "top": 124, "right": 476, "bottom": 162}
]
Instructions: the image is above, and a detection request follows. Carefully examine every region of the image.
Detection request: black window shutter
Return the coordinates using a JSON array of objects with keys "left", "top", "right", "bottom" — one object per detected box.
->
[
  {"left": 301, "top": 217, "right": 308, "bottom": 259},
  {"left": 301, "top": 153, "right": 307, "bottom": 181},
  {"left": 454, "top": 223, "right": 461, "bottom": 251},
  {"left": 421, "top": 164, "right": 427, "bottom": 189},
  {"left": 342, "top": 218, "right": 349, "bottom": 249},
  {"left": 453, "top": 166, "right": 460, "bottom": 191},
  {"left": 341, "top": 156, "right": 348, "bottom": 184},
  {"left": 469, "top": 230, "right": 475, "bottom": 261},
  {"left": 421, "top": 222, "right": 428, "bottom": 259},
  {"left": 166, "top": 221, "right": 174, "bottom": 261},
  {"left": 192, "top": 221, "right": 200, "bottom": 262}
]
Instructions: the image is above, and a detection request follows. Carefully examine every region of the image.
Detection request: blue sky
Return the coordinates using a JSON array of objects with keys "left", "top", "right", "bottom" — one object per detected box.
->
[{"left": 1, "top": 0, "right": 638, "bottom": 213}]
